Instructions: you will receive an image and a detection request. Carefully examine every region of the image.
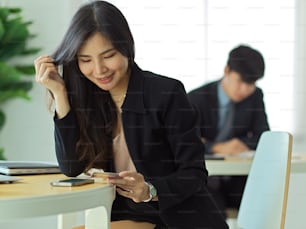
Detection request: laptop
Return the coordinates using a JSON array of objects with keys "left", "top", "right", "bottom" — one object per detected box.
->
[
  {"left": 0, "top": 161, "right": 61, "bottom": 175},
  {"left": 0, "top": 174, "right": 22, "bottom": 183}
]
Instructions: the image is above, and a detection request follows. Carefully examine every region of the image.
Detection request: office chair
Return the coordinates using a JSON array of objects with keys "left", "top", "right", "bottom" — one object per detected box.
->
[{"left": 237, "top": 131, "right": 293, "bottom": 229}]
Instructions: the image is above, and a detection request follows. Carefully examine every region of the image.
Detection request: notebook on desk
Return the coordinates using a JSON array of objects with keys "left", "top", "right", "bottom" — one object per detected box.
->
[
  {"left": 205, "top": 150, "right": 256, "bottom": 161},
  {"left": 0, "top": 161, "right": 61, "bottom": 175},
  {"left": 204, "top": 154, "right": 225, "bottom": 160}
]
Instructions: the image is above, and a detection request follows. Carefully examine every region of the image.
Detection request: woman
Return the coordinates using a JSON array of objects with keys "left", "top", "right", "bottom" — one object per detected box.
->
[{"left": 34, "top": 1, "right": 228, "bottom": 228}]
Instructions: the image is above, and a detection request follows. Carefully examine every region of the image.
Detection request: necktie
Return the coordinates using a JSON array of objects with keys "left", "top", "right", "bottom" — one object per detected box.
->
[{"left": 215, "top": 101, "right": 234, "bottom": 142}]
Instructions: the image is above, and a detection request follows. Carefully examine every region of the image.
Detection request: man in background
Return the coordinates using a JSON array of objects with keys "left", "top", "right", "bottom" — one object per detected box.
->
[{"left": 188, "top": 44, "right": 270, "bottom": 216}]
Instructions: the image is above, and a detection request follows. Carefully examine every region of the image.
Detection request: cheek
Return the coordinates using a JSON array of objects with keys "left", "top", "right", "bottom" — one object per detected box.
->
[
  {"left": 119, "top": 61, "right": 128, "bottom": 74},
  {"left": 112, "top": 56, "right": 129, "bottom": 73},
  {"left": 229, "top": 82, "right": 239, "bottom": 93},
  {"left": 78, "top": 62, "right": 92, "bottom": 76}
]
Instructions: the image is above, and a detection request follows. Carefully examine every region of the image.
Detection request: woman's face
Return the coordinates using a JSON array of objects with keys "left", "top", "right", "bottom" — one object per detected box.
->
[{"left": 77, "top": 32, "right": 130, "bottom": 95}]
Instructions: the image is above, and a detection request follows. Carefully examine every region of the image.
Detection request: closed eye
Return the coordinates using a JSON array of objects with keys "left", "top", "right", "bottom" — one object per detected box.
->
[
  {"left": 103, "top": 51, "right": 117, "bottom": 59},
  {"left": 78, "top": 58, "right": 91, "bottom": 63}
]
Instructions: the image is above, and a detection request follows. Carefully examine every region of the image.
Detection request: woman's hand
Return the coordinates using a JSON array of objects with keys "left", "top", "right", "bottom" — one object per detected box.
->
[
  {"left": 34, "top": 55, "right": 70, "bottom": 118},
  {"left": 34, "top": 55, "right": 65, "bottom": 95},
  {"left": 108, "top": 171, "right": 151, "bottom": 203}
]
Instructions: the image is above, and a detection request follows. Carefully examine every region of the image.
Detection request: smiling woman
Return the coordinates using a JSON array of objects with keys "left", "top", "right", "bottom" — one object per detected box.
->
[
  {"left": 34, "top": 1, "right": 228, "bottom": 228},
  {"left": 77, "top": 32, "right": 130, "bottom": 99}
]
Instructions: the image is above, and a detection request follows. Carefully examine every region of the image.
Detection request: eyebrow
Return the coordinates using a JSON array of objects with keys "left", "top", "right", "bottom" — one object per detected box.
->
[{"left": 77, "top": 48, "right": 116, "bottom": 57}]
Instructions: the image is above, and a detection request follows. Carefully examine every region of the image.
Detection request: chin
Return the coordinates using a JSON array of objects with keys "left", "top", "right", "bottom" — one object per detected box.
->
[{"left": 232, "top": 97, "right": 244, "bottom": 103}]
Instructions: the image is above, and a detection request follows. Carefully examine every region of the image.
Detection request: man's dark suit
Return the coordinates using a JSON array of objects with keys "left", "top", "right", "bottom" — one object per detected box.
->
[
  {"left": 188, "top": 80, "right": 270, "bottom": 213},
  {"left": 188, "top": 80, "right": 270, "bottom": 152}
]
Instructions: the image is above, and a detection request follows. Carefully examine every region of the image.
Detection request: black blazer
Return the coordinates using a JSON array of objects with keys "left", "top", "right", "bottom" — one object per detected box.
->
[
  {"left": 54, "top": 65, "right": 228, "bottom": 228},
  {"left": 188, "top": 80, "right": 270, "bottom": 152}
]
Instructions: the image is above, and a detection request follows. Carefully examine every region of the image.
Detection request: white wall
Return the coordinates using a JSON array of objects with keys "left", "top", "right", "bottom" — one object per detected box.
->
[
  {"left": 117, "top": 0, "right": 207, "bottom": 91},
  {"left": 294, "top": 0, "right": 306, "bottom": 143}
]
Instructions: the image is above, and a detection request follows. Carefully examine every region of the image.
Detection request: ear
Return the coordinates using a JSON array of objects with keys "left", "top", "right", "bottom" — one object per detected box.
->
[{"left": 224, "top": 65, "right": 230, "bottom": 75}]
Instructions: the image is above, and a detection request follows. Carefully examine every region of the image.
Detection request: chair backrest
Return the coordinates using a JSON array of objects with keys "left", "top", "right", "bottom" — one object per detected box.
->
[{"left": 237, "top": 131, "right": 293, "bottom": 229}]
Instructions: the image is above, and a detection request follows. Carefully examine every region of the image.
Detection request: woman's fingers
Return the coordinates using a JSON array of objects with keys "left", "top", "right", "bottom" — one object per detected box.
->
[
  {"left": 34, "top": 55, "right": 65, "bottom": 95},
  {"left": 35, "top": 56, "right": 56, "bottom": 82},
  {"left": 116, "top": 186, "right": 133, "bottom": 196},
  {"left": 109, "top": 171, "right": 148, "bottom": 202},
  {"left": 39, "top": 64, "right": 58, "bottom": 84},
  {"left": 115, "top": 184, "right": 145, "bottom": 203},
  {"left": 34, "top": 55, "right": 54, "bottom": 72},
  {"left": 110, "top": 171, "right": 140, "bottom": 189}
]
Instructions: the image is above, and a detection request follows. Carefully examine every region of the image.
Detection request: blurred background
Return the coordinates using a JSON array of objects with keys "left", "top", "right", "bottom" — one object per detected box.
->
[{"left": 0, "top": 0, "right": 305, "bottom": 228}]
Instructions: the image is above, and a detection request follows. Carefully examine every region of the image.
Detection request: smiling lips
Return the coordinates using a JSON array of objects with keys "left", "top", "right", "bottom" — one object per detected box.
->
[{"left": 96, "top": 74, "right": 113, "bottom": 84}]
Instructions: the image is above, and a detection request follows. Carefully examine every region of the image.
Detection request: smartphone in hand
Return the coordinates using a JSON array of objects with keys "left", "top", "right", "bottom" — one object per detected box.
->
[
  {"left": 95, "top": 172, "right": 120, "bottom": 178},
  {"left": 50, "top": 178, "right": 94, "bottom": 187},
  {"left": 85, "top": 169, "right": 120, "bottom": 178}
]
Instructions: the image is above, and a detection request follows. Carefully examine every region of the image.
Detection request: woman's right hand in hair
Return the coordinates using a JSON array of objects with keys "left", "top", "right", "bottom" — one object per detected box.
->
[
  {"left": 34, "top": 55, "right": 65, "bottom": 95},
  {"left": 34, "top": 55, "right": 71, "bottom": 119}
]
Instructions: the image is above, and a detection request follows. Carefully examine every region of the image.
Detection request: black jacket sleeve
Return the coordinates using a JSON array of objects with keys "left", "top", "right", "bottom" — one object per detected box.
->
[{"left": 54, "top": 110, "right": 86, "bottom": 176}]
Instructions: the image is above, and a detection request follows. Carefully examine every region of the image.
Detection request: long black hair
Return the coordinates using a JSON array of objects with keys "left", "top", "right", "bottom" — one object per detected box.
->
[{"left": 52, "top": 1, "right": 135, "bottom": 170}]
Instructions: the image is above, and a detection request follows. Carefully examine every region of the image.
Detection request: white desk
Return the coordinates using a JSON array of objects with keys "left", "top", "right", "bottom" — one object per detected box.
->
[
  {"left": 0, "top": 174, "right": 115, "bottom": 229},
  {"left": 205, "top": 154, "right": 306, "bottom": 176}
]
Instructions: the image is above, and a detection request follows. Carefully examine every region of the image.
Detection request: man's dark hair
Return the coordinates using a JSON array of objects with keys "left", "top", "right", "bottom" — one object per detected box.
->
[{"left": 227, "top": 45, "right": 265, "bottom": 83}]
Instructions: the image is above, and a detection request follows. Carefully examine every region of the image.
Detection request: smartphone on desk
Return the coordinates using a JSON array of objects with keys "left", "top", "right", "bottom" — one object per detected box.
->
[{"left": 50, "top": 178, "right": 94, "bottom": 187}]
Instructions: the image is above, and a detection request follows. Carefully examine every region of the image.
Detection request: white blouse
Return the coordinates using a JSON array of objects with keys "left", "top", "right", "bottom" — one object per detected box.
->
[{"left": 112, "top": 114, "right": 137, "bottom": 173}]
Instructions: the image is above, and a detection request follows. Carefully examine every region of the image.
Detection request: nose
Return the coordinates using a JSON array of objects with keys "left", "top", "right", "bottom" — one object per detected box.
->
[
  {"left": 239, "top": 83, "right": 255, "bottom": 97},
  {"left": 94, "top": 60, "right": 107, "bottom": 75}
]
